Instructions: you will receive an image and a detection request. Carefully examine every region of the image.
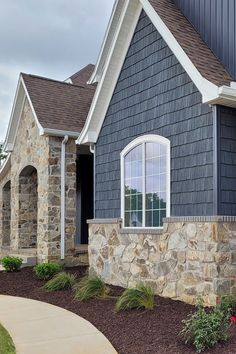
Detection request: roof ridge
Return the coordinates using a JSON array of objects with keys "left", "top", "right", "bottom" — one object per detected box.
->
[{"left": 21, "top": 72, "right": 92, "bottom": 90}]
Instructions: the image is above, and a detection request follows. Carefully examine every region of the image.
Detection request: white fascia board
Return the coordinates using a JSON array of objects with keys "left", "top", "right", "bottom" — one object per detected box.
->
[
  {"left": 78, "top": 0, "right": 142, "bottom": 145},
  {"left": 140, "top": 0, "right": 219, "bottom": 102},
  {"left": 205, "top": 85, "right": 236, "bottom": 108},
  {"left": 76, "top": 131, "right": 97, "bottom": 145},
  {"left": 42, "top": 128, "right": 80, "bottom": 138},
  {"left": 88, "top": 0, "right": 125, "bottom": 84},
  {"left": 3, "top": 77, "right": 23, "bottom": 151}
]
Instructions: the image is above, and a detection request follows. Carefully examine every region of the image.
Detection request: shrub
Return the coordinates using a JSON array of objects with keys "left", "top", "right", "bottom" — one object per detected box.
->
[
  {"left": 115, "top": 283, "right": 155, "bottom": 312},
  {"left": 74, "top": 275, "right": 109, "bottom": 301},
  {"left": 219, "top": 294, "right": 236, "bottom": 322},
  {"left": 1, "top": 256, "right": 23, "bottom": 272},
  {"left": 44, "top": 272, "right": 76, "bottom": 291},
  {"left": 180, "top": 299, "right": 230, "bottom": 353},
  {"left": 33, "top": 262, "right": 62, "bottom": 280}
]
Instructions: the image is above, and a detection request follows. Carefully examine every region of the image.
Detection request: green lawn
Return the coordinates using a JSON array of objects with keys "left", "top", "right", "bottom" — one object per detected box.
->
[{"left": 0, "top": 323, "right": 15, "bottom": 354}]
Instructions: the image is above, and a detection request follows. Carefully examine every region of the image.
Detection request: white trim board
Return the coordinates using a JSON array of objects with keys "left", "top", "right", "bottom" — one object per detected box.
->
[{"left": 77, "top": 0, "right": 236, "bottom": 146}]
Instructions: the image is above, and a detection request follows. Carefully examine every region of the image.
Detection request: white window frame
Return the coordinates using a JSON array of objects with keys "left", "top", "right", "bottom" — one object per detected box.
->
[{"left": 120, "top": 134, "right": 171, "bottom": 229}]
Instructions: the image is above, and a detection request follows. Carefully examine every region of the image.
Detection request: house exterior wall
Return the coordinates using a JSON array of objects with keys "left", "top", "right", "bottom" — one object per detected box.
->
[
  {"left": 219, "top": 106, "right": 236, "bottom": 215},
  {"left": 174, "top": 0, "right": 236, "bottom": 80},
  {"left": 0, "top": 98, "right": 77, "bottom": 263},
  {"left": 95, "top": 11, "right": 214, "bottom": 219},
  {"left": 88, "top": 218, "right": 236, "bottom": 306}
]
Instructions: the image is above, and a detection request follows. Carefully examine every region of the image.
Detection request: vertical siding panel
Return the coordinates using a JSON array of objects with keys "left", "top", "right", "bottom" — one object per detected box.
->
[{"left": 174, "top": 0, "right": 236, "bottom": 79}]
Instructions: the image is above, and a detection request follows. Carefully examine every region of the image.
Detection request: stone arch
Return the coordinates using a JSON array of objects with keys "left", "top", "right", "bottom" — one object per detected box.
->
[
  {"left": 2, "top": 180, "right": 11, "bottom": 246},
  {"left": 19, "top": 165, "right": 38, "bottom": 248}
]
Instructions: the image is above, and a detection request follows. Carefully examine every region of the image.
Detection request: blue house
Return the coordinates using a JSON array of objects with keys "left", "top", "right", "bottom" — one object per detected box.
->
[{"left": 77, "top": 0, "right": 236, "bottom": 305}]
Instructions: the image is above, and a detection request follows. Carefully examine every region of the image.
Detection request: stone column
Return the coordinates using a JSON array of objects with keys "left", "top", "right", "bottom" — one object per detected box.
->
[{"left": 46, "top": 137, "right": 76, "bottom": 261}]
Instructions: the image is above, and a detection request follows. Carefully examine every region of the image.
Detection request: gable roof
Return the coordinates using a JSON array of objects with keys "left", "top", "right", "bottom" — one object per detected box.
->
[
  {"left": 68, "top": 64, "right": 95, "bottom": 87},
  {"left": 77, "top": 0, "right": 236, "bottom": 145},
  {"left": 22, "top": 73, "right": 95, "bottom": 133},
  {"left": 4, "top": 64, "right": 96, "bottom": 152}
]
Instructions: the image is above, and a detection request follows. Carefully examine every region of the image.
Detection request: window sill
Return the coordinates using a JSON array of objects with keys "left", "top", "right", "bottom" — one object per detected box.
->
[{"left": 120, "top": 228, "right": 163, "bottom": 234}]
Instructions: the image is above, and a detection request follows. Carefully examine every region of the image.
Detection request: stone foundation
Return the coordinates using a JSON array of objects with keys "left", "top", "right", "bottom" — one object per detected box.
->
[{"left": 88, "top": 217, "right": 236, "bottom": 306}]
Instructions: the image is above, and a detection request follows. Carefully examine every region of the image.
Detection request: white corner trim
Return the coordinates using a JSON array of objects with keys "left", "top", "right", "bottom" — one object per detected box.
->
[
  {"left": 77, "top": 0, "right": 142, "bottom": 145},
  {"left": 120, "top": 134, "right": 171, "bottom": 229}
]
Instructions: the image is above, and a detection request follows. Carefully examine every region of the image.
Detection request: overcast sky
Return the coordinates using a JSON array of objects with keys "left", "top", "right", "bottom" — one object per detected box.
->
[{"left": 0, "top": 0, "right": 114, "bottom": 141}]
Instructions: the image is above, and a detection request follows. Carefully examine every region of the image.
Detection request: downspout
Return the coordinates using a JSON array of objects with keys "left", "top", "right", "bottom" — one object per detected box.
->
[
  {"left": 90, "top": 144, "right": 96, "bottom": 218},
  {"left": 61, "top": 135, "right": 68, "bottom": 260}
]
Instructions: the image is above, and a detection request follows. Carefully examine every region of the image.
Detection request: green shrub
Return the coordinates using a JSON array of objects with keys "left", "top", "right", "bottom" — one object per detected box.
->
[
  {"left": 1, "top": 256, "right": 23, "bottom": 272},
  {"left": 180, "top": 299, "right": 230, "bottom": 353},
  {"left": 115, "top": 283, "right": 155, "bottom": 312},
  {"left": 44, "top": 272, "right": 76, "bottom": 291},
  {"left": 219, "top": 294, "right": 236, "bottom": 320},
  {"left": 74, "top": 275, "right": 109, "bottom": 301},
  {"left": 33, "top": 262, "right": 62, "bottom": 280}
]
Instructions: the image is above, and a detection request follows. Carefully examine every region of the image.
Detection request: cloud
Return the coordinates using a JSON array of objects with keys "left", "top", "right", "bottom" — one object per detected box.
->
[{"left": 0, "top": 0, "right": 114, "bottom": 141}]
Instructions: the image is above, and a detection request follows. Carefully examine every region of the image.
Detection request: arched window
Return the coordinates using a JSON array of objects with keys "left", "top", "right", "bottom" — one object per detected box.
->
[{"left": 121, "top": 135, "right": 170, "bottom": 228}]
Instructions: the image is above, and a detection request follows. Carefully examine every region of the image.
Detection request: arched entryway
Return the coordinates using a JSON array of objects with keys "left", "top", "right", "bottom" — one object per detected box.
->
[
  {"left": 2, "top": 180, "right": 11, "bottom": 246},
  {"left": 19, "top": 166, "right": 38, "bottom": 248}
]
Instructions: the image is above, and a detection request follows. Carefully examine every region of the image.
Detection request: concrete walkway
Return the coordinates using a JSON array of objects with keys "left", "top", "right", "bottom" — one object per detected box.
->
[{"left": 0, "top": 295, "right": 118, "bottom": 354}]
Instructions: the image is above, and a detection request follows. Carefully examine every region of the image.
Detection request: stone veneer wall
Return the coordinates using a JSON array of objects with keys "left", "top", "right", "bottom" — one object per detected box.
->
[
  {"left": 2, "top": 181, "right": 11, "bottom": 246},
  {"left": 88, "top": 217, "right": 236, "bottom": 306},
  {"left": 18, "top": 169, "right": 38, "bottom": 248},
  {"left": 0, "top": 98, "right": 77, "bottom": 263}
]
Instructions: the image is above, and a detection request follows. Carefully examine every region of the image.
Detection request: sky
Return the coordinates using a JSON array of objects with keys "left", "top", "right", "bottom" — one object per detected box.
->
[{"left": 0, "top": 0, "right": 114, "bottom": 142}]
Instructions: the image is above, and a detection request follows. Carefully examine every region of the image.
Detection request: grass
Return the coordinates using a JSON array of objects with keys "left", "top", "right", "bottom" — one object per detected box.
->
[
  {"left": 0, "top": 323, "right": 16, "bottom": 354},
  {"left": 74, "top": 275, "right": 109, "bottom": 301},
  {"left": 115, "top": 283, "right": 155, "bottom": 312},
  {"left": 44, "top": 272, "right": 76, "bottom": 291}
]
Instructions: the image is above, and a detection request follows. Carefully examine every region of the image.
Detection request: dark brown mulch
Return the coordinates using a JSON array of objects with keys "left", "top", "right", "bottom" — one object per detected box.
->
[{"left": 0, "top": 267, "right": 236, "bottom": 354}]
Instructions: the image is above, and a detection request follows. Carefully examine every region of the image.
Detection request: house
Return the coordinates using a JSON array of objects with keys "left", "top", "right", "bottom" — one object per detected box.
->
[
  {"left": 77, "top": 0, "right": 236, "bottom": 305},
  {"left": 0, "top": 65, "right": 95, "bottom": 264}
]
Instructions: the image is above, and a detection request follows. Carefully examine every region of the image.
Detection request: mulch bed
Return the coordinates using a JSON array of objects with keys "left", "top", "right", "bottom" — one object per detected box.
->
[{"left": 0, "top": 267, "right": 236, "bottom": 354}]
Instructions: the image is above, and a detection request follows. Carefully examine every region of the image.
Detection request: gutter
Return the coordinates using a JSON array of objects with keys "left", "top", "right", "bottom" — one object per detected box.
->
[{"left": 61, "top": 135, "right": 69, "bottom": 260}]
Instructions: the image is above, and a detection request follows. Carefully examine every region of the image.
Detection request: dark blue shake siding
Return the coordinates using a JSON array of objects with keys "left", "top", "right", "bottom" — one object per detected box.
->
[
  {"left": 95, "top": 11, "right": 214, "bottom": 219},
  {"left": 175, "top": 0, "right": 236, "bottom": 80},
  {"left": 219, "top": 106, "right": 236, "bottom": 214}
]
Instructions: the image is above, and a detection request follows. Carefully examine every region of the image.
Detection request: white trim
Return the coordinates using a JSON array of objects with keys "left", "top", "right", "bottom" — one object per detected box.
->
[
  {"left": 77, "top": 0, "right": 142, "bottom": 145},
  {"left": 120, "top": 134, "right": 171, "bottom": 229},
  {"left": 42, "top": 128, "right": 80, "bottom": 138},
  {"left": 88, "top": 0, "right": 125, "bottom": 84}
]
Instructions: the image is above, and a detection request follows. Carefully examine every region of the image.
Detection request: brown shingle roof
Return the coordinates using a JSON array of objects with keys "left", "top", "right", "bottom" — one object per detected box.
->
[
  {"left": 22, "top": 71, "right": 96, "bottom": 133},
  {"left": 69, "top": 64, "right": 95, "bottom": 87},
  {"left": 149, "top": 0, "right": 233, "bottom": 86}
]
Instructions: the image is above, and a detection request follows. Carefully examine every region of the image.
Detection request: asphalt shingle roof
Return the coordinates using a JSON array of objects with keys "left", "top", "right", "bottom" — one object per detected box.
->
[{"left": 21, "top": 65, "right": 96, "bottom": 133}]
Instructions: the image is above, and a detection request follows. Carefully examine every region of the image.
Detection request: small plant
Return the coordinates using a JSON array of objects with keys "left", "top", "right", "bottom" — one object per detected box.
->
[
  {"left": 219, "top": 294, "right": 236, "bottom": 323},
  {"left": 33, "top": 262, "right": 62, "bottom": 280},
  {"left": 115, "top": 283, "right": 155, "bottom": 312},
  {"left": 74, "top": 275, "right": 109, "bottom": 301},
  {"left": 180, "top": 298, "right": 230, "bottom": 353},
  {"left": 1, "top": 256, "right": 23, "bottom": 272},
  {"left": 44, "top": 272, "right": 76, "bottom": 291}
]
